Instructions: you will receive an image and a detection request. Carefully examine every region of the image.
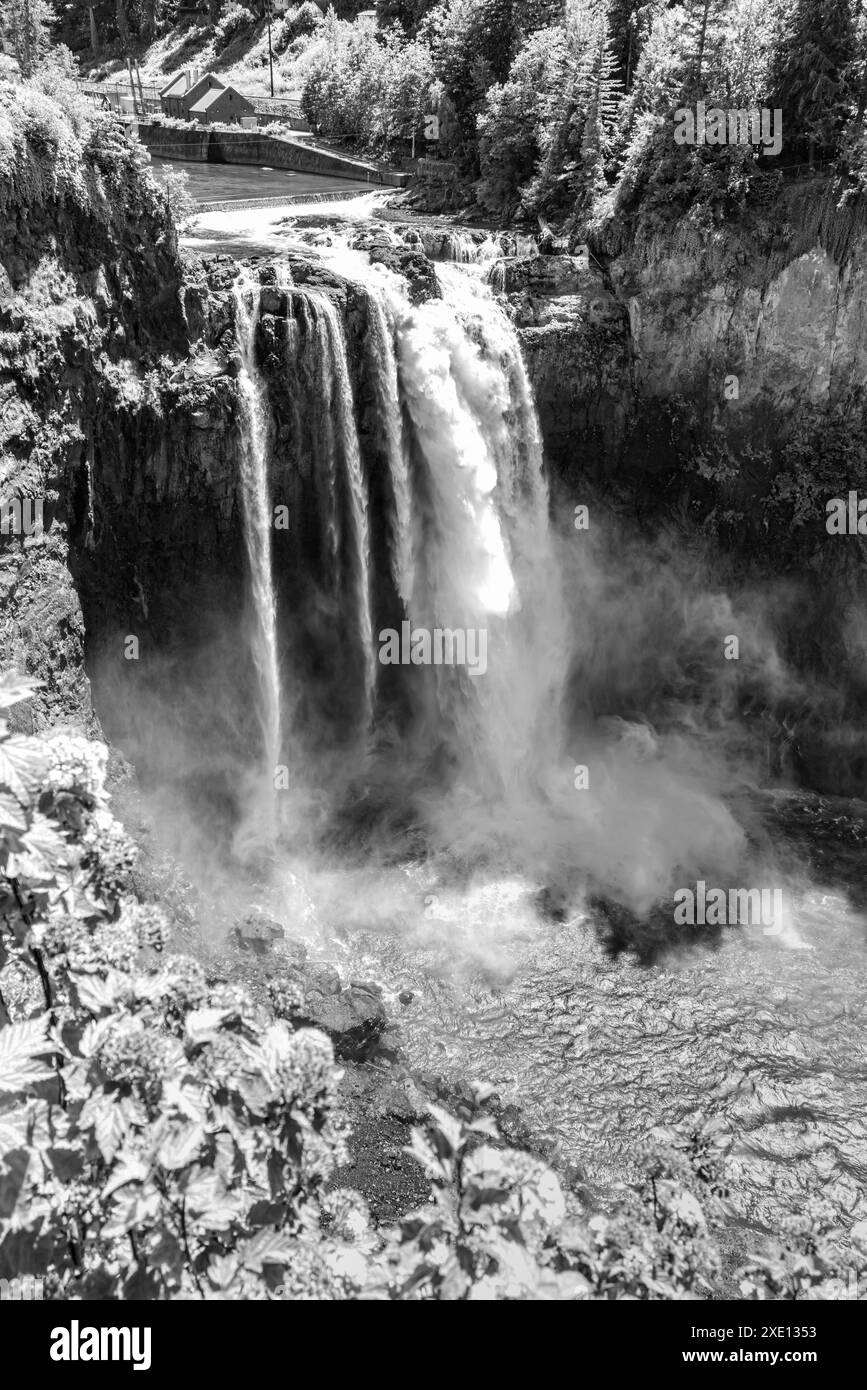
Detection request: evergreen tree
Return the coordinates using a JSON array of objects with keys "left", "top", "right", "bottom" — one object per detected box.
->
[
  {"left": 582, "top": 3, "right": 622, "bottom": 174},
  {"left": 424, "top": 0, "right": 520, "bottom": 168},
  {"left": 723, "top": 0, "right": 775, "bottom": 107},
  {"left": 513, "top": 0, "right": 563, "bottom": 39},
  {"left": 520, "top": 0, "right": 620, "bottom": 213},
  {"left": 607, "top": 0, "right": 658, "bottom": 90},
  {"left": 680, "top": 0, "right": 729, "bottom": 98},
  {"left": 767, "top": 0, "right": 856, "bottom": 163}
]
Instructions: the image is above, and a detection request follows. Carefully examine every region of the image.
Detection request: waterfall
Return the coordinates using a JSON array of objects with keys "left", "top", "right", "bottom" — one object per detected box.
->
[
  {"left": 230, "top": 236, "right": 566, "bottom": 840},
  {"left": 393, "top": 262, "right": 567, "bottom": 796},
  {"left": 364, "top": 293, "right": 414, "bottom": 605},
  {"left": 233, "top": 272, "right": 283, "bottom": 810},
  {"left": 293, "top": 236, "right": 566, "bottom": 797},
  {"left": 301, "top": 289, "right": 376, "bottom": 721}
]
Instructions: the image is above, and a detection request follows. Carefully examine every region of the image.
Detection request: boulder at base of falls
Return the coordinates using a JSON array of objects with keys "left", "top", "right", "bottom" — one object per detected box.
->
[
  {"left": 292, "top": 979, "right": 387, "bottom": 1062},
  {"left": 234, "top": 911, "right": 285, "bottom": 955},
  {"left": 220, "top": 930, "right": 388, "bottom": 1061}
]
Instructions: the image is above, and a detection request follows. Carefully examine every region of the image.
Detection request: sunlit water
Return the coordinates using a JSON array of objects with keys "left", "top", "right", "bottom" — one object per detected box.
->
[{"left": 248, "top": 832, "right": 867, "bottom": 1236}]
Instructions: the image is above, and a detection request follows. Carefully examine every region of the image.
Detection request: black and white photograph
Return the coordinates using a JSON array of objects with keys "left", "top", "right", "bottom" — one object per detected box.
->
[{"left": 0, "top": 0, "right": 865, "bottom": 1348}]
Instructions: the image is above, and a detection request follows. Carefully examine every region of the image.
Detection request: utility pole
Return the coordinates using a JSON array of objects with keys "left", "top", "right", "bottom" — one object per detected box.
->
[
  {"left": 265, "top": 0, "right": 274, "bottom": 99},
  {"left": 126, "top": 56, "right": 138, "bottom": 116}
]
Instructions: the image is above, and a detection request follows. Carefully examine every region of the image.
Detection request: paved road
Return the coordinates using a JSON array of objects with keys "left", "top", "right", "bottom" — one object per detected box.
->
[{"left": 149, "top": 156, "right": 374, "bottom": 203}]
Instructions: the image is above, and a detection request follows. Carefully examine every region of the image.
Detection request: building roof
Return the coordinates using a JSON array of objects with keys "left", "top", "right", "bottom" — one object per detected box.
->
[
  {"left": 189, "top": 84, "right": 252, "bottom": 114},
  {"left": 160, "top": 73, "right": 189, "bottom": 99},
  {"left": 183, "top": 72, "right": 226, "bottom": 107}
]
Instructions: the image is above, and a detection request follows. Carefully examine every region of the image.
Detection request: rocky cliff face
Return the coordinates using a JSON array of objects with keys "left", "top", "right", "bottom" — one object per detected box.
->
[
  {"left": 498, "top": 252, "right": 633, "bottom": 489},
  {"left": 611, "top": 187, "right": 867, "bottom": 436},
  {"left": 496, "top": 185, "right": 867, "bottom": 796},
  {"left": 503, "top": 182, "right": 867, "bottom": 500},
  {"left": 0, "top": 155, "right": 203, "bottom": 735}
]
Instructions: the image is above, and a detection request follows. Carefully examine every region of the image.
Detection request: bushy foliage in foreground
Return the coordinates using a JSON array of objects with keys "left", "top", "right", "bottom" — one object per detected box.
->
[
  {"left": 0, "top": 673, "right": 369, "bottom": 1299},
  {"left": 2, "top": 669, "right": 864, "bottom": 1299}
]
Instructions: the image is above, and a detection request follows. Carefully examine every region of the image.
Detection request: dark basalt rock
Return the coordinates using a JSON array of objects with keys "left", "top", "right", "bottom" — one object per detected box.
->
[
  {"left": 293, "top": 981, "right": 387, "bottom": 1061},
  {"left": 307, "top": 963, "right": 341, "bottom": 996},
  {"left": 234, "top": 911, "right": 285, "bottom": 955},
  {"left": 347, "top": 229, "right": 441, "bottom": 303}
]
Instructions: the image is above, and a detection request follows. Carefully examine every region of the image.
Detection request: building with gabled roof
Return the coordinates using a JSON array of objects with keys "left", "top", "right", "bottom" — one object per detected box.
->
[
  {"left": 178, "top": 71, "right": 226, "bottom": 120},
  {"left": 159, "top": 71, "right": 193, "bottom": 119},
  {"left": 188, "top": 83, "right": 255, "bottom": 127}
]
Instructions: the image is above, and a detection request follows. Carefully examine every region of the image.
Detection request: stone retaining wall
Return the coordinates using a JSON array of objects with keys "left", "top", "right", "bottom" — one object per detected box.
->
[{"left": 137, "top": 124, "right": 410, "bottom": 187}]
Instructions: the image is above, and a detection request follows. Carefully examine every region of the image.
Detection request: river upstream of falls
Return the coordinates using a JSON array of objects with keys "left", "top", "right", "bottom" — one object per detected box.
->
[{"left": 155, "top": 198, "right": 867, "bottom": 1249}]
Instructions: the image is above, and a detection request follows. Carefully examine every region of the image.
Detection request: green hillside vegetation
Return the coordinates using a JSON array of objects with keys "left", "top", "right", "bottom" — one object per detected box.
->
[{"left": 34, "top": 0, "right": 867, "bottom": 233}]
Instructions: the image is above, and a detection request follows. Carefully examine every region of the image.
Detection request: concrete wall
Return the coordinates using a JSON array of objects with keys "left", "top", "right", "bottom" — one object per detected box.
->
[{"left": 137, "top": 124, "right": 410, "bottom": 187}]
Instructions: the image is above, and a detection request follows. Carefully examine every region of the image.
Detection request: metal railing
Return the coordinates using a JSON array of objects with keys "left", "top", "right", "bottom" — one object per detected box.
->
[{"left": 80, "top": 81, "right": 161, "bottom": 116}]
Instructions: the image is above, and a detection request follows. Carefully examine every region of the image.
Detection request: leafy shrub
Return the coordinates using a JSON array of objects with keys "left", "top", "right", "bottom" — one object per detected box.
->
[
  {"left": 370, "top": 1088, "right": 735, "bottom": 1300},
  {"left": 0, "top": 62, "right": 177, "bottom": 248},
  {"left": 214, "top": 2, "right": 257, "bottom": 53},
  {"left": 0, "top": 672, "right": 367, "bottom": 1299},
  {"left": 739, "top": 1200, "right": 867, "bottom": 1300},
  {"left": 273, "top": 2, "right": 324, "bottom": 55},
  {"left": 301, "top": 14, "right": 435, "bottom": 158},
  {"left": 159, "top": 163, "right": 196, "bottom": 227}
]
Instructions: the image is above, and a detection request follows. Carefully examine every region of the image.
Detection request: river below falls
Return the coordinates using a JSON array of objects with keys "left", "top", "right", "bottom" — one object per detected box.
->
[{"left": 245, "top": 787, "right": 867, "bottom": 1240}]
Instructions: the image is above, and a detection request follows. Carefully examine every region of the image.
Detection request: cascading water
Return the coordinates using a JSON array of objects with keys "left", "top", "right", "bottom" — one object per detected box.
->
[
  {"left": 233, "top": 271, "right": 283, "bottom": 838},
  {"left": 363, "top": 292, "right": 414, "bottom": 606},
  {"left": 227, "top": 225, "right": 736, "bottom": 899},
  {"left": 391, "top": 263, "right": 568, "bottom": 799},
  {"left": 279, "top": 234, "right": 568, "bottom": 812},
  {"left": 301, "top": 289, "right": 377, "bottom": 721}
]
